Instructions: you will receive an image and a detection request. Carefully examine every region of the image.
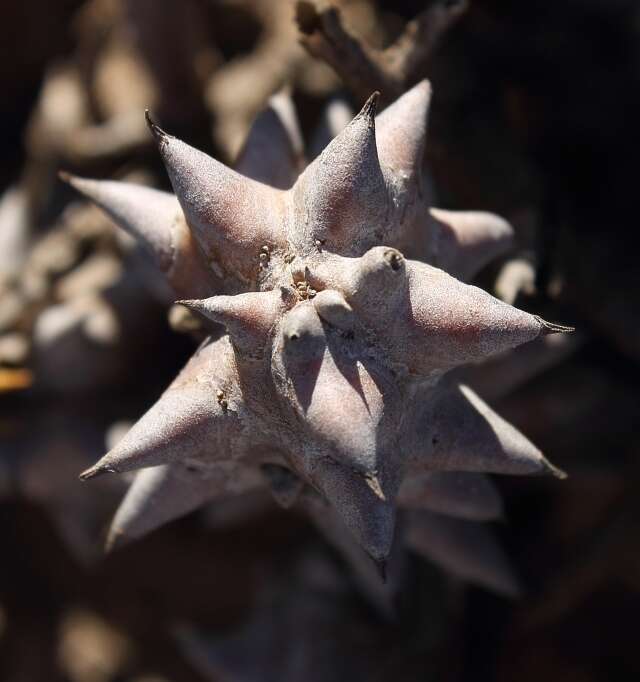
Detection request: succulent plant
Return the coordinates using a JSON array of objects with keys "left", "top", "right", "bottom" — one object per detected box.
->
[{"left": 66, "top": 81, "right": 571, "bottom": 599}]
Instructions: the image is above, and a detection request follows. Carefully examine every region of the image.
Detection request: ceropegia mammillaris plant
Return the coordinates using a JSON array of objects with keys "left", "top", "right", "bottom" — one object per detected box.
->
[{"left": 65, "top": 81, "right": 571, "bottom": 601}]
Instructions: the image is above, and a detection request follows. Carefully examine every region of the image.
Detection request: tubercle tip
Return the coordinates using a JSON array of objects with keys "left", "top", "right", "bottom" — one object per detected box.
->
[
  {"left": 176, "top": 299, "right": 197, "bottom": 309},
  {"left": 536, "top": 316, "right": 575, "bottom": 336},
  {"left": 549, "top": 463, "right": 568, "bottom": 480},
  {"left": 79, "top": 462, "right": 117, "bottom": 481},
  {"left": 374, "top": 558, "right": 388, "bottom": 583},
  {"left": 145, "top": 109, "right": 170, "bottom": 143},
  {"left": 176, "top": 299, "right": 211, "bottom": 321},
  {"left": 360, "top": 91, "right": 380, "bottom": 121},
  {"left": 365, "top": 474, "right": 386, "bottom": 501},
  {"left": 537, "top": 457, "right": 568, "bottom": 480},
  {"left": 104, "top": 527, "right": 124, "bottom": 553}
]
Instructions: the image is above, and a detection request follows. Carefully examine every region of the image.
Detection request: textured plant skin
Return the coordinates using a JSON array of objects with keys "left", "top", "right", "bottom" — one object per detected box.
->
[{"left": 66, "top": 81, "right": 570, "bottom": 595}]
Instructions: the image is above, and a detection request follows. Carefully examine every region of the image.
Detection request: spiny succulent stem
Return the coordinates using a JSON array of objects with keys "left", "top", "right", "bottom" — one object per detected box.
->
[{"left": 71, "top": 82, "right": 566, "bottom": 593}]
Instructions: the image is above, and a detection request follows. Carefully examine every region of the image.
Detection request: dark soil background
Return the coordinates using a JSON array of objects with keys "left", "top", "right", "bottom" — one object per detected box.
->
[{"left": 1, "top": 1, "right": 639, "bottom": 680}]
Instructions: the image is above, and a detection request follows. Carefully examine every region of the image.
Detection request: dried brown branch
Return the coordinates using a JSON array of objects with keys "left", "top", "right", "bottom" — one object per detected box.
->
[{"left": 295, "top": 0, "right": 468, "bottom": 103}]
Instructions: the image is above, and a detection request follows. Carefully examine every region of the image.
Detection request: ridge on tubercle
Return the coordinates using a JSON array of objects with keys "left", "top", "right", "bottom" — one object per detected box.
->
[
  {"left": 304, "top": 247, "right": 408, "bottom": 314},
  {"left": 81, "top": 338, "right": 244, "bottom": 477},
  {"left": 376, "top": 79, "right": 432, "bottom": 190},
  {"left": 60, "top": 173, "right": 218, "bottom": 299},
  {"left": 179, "top": 288, "right": 294, "bottom": 359},
  {"left": 312, "top": 289, "right": 354, "bottom": 331},
  {"left": 273, "top": 300, "right": 404, "bottom": 480},
  {"left": 292, "top": 92, "right": 389, "bottom": 255},
  {"left": 278, "top": 302, "right": 327, "bottom": 369},
  {"left": 147, "top": 111, "right": 288, "bottom": 286},
  {"left": 406, "top": 383, "right": 566, "bottom": 478},
  {"left": 298, "top": 487, "right": 407, "bottom": 617},
  {"left": 105, "top": 461, "right": 261, "bottom": 551},
  {"left": 309, "top": 458, "right": 397, "bottom": 563},
  {"left": 307, "top": 246, "right": 563, "bottom": 376},
  {"left": 62, "top": 173, "right": 177, "bottom": 271}
]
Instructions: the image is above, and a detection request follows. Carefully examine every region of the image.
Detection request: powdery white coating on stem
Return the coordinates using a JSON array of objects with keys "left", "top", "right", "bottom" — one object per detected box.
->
[
  {"left": 80, "top": 337, "right": 246, "bottom": 479},
  {"left": 74, "top": 83, "right": 570, "bottom": 588},
  {"left": 61, "top": 174, "right": 218, "bottom": 299},
  {"left": 299, "top": 488, "right": 407, "bottom": 617},
  {"left": 307, "top": 247, "right": 548, "bottom": 376},
  {"left": 66, "top": 82, "right": 520, "bottom": 293},
  {"left": 179, "top": 288, "right": 294, "bottom": 359},
  {"left": 293, "top": 92, "right": 389, "bottom": 254},
  {"left": 376, "top": 80, "right": 431, "bottom": 189},
  {"left": 312, "top": 289, "right": 354, "bottom": 331},
  {"left": 106, "top": 462, "right": 262, "bottom": 551},
  {"left": 63, "top": 175, "right": 178, "bottom": 270},
  {"left": 308, "top": 460, "right": 397, "bottom": 562},
  {"left": 406, "top": 384, "right": 565, "bottom": 477},
  {"left": 150, "top": 115, "right": 287, "bottom": 286}
]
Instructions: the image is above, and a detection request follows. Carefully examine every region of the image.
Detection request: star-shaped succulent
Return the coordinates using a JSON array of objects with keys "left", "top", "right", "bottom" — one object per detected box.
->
[{"left": 66, "top": 81, "right": 570, "bottom": 598}]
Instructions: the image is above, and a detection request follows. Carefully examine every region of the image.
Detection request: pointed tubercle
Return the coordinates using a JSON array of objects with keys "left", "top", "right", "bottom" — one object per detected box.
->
[
  {"left": 374, "top": 558, "right": 388, "bottom": 583},
  {"left": 145, "top": 109, "right": 170, "bottom": 144},
  {"left": 79, "top": 462, "right": 117, "bottom": 481},
  {"left": 536, "top": 317, "right": 575, "bottom": 336}
]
